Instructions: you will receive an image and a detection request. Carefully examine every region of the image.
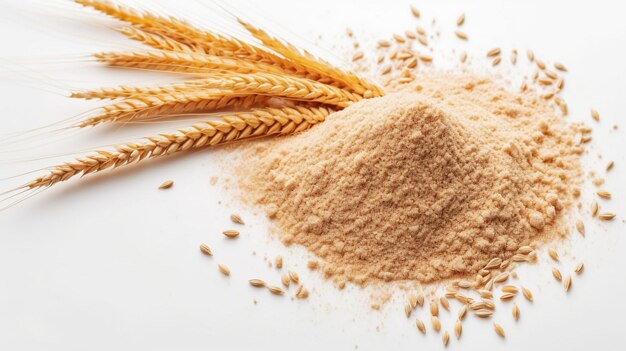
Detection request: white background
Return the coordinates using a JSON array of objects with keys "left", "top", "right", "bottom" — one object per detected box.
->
[{"left": 0, "top": 0, "right": 625, "bottom": 350}]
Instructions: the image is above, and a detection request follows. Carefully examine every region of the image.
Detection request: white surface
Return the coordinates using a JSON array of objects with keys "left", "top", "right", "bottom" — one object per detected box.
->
[{"left": 0, "top": 0, "right": 625, "bottom": 350}]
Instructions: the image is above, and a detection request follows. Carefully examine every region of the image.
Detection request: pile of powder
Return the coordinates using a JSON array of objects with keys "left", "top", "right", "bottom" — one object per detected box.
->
[{"left": 235, "top": 74, "right": 586, "bottom": 286}]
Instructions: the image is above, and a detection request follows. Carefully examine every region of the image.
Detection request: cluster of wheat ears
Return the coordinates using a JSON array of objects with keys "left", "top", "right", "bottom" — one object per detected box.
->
[{"left": 7, "top": 0, "right": 383, "bottom": 198}]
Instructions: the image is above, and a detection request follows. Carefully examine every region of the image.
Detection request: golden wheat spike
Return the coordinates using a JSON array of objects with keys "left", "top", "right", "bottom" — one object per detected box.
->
[
  {"left": 238, "top": 19, "right": 383, "bottom": 98},
  {"left": 77, "top": 73, "right": 360, "bottom": 127},
  {"left": 27, "top": 106, "right": 332, "bottom": 189}
]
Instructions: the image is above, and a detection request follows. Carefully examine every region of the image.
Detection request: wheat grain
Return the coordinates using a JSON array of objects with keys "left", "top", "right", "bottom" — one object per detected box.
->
[
  {"left": 416, "top": 319, "right": 426, "bottom": 334},
  {"left": 501, "top": 285, "right": 519, "bottom": 294},
  {"left": 522, "top": 286, "right": 533, "bottom": 302},
  {"left": 267, "top": 285, "right": 285, "bottom": 295},
  {"left": 352, "top": 52, "right": 364, "bottom": 61},
  {"left": 526, "top": 49, "right": 535, "bottom": 62},
  {"left": 230, "top": 214, "right": 244, "bottom": 224},
  {"left": 281, "top": 273, "right": 291, "bottom": 287},
  {"left": 474, "top": 309, "right": 493, "bottom": 318},
  {"left": 597, "top": 191, "right": 612, "bottom": 199},
  {"left": 430, "top": 299, "right": 439, "bottom": 316},
  {"left": 554, "top": 62, "right": 567, "bottom": 71},
  {"left": 419, "top": 54, "right": 433, "bottom": 62},
  {"left": 606, "top": 161, "right": 614, "bottom": 171},
  {"left": 575, "top": 262, "right": 584, "bottom": 274},
  {"left": 599, "top": 213, "right": 616, "bottom": 221},
  {"left": 199, "top": 244, "right": 212, "bottom": 256},
  {"left": 440, "top": 296, "right": 450, "bottom": 311},
  {"left": 485, "top": 258, "right": 502, "bottom": 270},
  {"left": 576, "top": 220, "right": 585, "bottom": 236},
  {"left": 431, "top": 316, "right": 441, "bottom": 332},
  {"left": 295, "top": 285, "right": 309, "bottom": 299},
  {"left": 275, "top": 255, "right": 283, "bottom": 269},
  {"left": 499, "top": 293, "right": 516, "bottom": 301},
  {"left": 411, "top": 6, "right": 420, "bottom": 18},
  {"left": 404, "top": 304, "right": 412, "bottom": 318},
  {"left": 487, "top": 48, "right": 501, "bottom": 57},
  {"left": 454, "top": 31, "right": 468, "bottom": 40},
  {"left": 454, "top": 320, "right": 462, "bottom": 339},
  {"left": 548, "top": 248, "right": 559, "bottom": 262},
  {"left": 552, "top": 267, "right": 562, "bottom": 281},
  {"left": 218, "top": 264, "right": 230, "bottom": 276},
  {"left": 494, "top": 323, "right": 505, "bottom": 338},
  {"left": 478, "top": 289, "right": 493, "bottom": 299},
  {"left": 591, "top": 109, "right": 600, "bottom": 121},
  {"left": 223, "top": 230, "right": 240, "bottom": 239},
  {"left": 288, "top": 271, "right": 299, "bottom": 284},
  {"left": 458, "top": 305, "right": 468, "bottom": 321},
  {"left": 158, "top": 180, "right": 173, "bottom": 189},
  {"left": 591, "top": 201, "right": 599, "bottom": 217},
  {"left": 494, "top": 272, "right": 509, "bottom": 283},
  {"left": 249, "top": 279, "right": 266, "bottom": 288},
  {"left": 456, "top": 13, "right": 465, "bottom": 26},
  {"left": 536, "top": 59, "right": 546, "bottom": 70},
  {"left": 564, "top": 275, "right": 572, "bottom": 292},
  {"left": 512, "top": 303, "right": 520, "bottom": 320},
  {"left": 442, "top": 331, "right": 449, "bottom": 346}
]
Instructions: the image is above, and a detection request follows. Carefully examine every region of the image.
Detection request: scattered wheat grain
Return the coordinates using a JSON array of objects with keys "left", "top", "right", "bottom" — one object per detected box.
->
[
  {"left": 276, "top": 256, "right": 283, "bottom": 269},
  {"left": 411, "top": 6, "right": 420, "bottom": 18},
  {"left": 564, "top": 275, "right": 572, "bottom": 292},
  {"left": 223, "top": 230, "right": 240, "bottom": 239},
  {"left": 455, "top": 31, "right": 468, "bottom": 40},
  {"left": 288, "top": 271, "right": 299, "bottom": 284},
  {"left": 218, "top": 264, "right": 230, "bottom": 276},
  {"left": 230, "top": 214, "right": 244, "bottom": 224},
  {"left": 457, "top": 13, "right": 465, "bottom": 26},
  {"left": 431, "top": 316, "right": 441, "bottom": 332},
  {"left": 416, "top": 319, "right": 426, "bottom": 334},
  {"left": 442, "top": 330, "right": 450, "bottom": 346},
  {"left": 199, "top": 244, "right": 212, "bottom": 256},
  {"left": 512, "top": 303, "right": 520, "bottom": 320},
  {"left": 487, "top": 48, "right": 501, "bottom": 57},
  {"left": 494, "top": 323, "right": 506, "bottom": 337},
  {"left": 522, "top": 287, "right": 534, "bottom": 302},
  {"left": 552, "top": 267, "right": 562, "bottom": 282},
  {"left": 591, "top": 109, "right": 600, "bottom": 121},
  {"left": 599, "top": 213, "right": 616, "bottom": 221},
  {"left": 575, "top": 262, "right": 584, "bottom": 274},
  {"left": 158, "top": 180, "right": 173, "bottom": 189},
  {"left": 268, "top": 285, "right": 285, "bottom": 295},
  {"left": 554, "top": 62, "right": 567, "bottom": 71},
  {"left": 576, "top": 220, "right": 585, "bottom": 236},
  {"left": 458, "top": 305, "right": 468, "bottom": 321}
]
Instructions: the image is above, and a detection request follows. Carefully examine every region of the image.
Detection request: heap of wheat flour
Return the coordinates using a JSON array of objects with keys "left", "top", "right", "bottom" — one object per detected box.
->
[{"left": 236, "top": 74, "right": 585, "bottom": 286}]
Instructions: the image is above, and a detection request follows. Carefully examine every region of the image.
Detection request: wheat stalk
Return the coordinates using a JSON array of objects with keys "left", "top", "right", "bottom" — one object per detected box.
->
[{"left": 27, "top": 106, "right": 332, "bottom": 189}]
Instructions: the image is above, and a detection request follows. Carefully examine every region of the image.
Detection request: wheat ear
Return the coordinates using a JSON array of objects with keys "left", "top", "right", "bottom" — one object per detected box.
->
[
  {"left": 75, "top": 0, "right": 376, "bottom": 93},
  {"left": 238, "top": 19, "right": 383, "bottom": 98},
  {"left": 78, "top": 73, "right": 359, "bottom": 127},
  {"left": 27, "top": 106, "right": 332, "bottom": 189},
  {"left": 118, "top": 26, "right": 198, "bottom": 53},
  {"left": 93, "top": 51, "right": 292, "bottom": 76}
]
